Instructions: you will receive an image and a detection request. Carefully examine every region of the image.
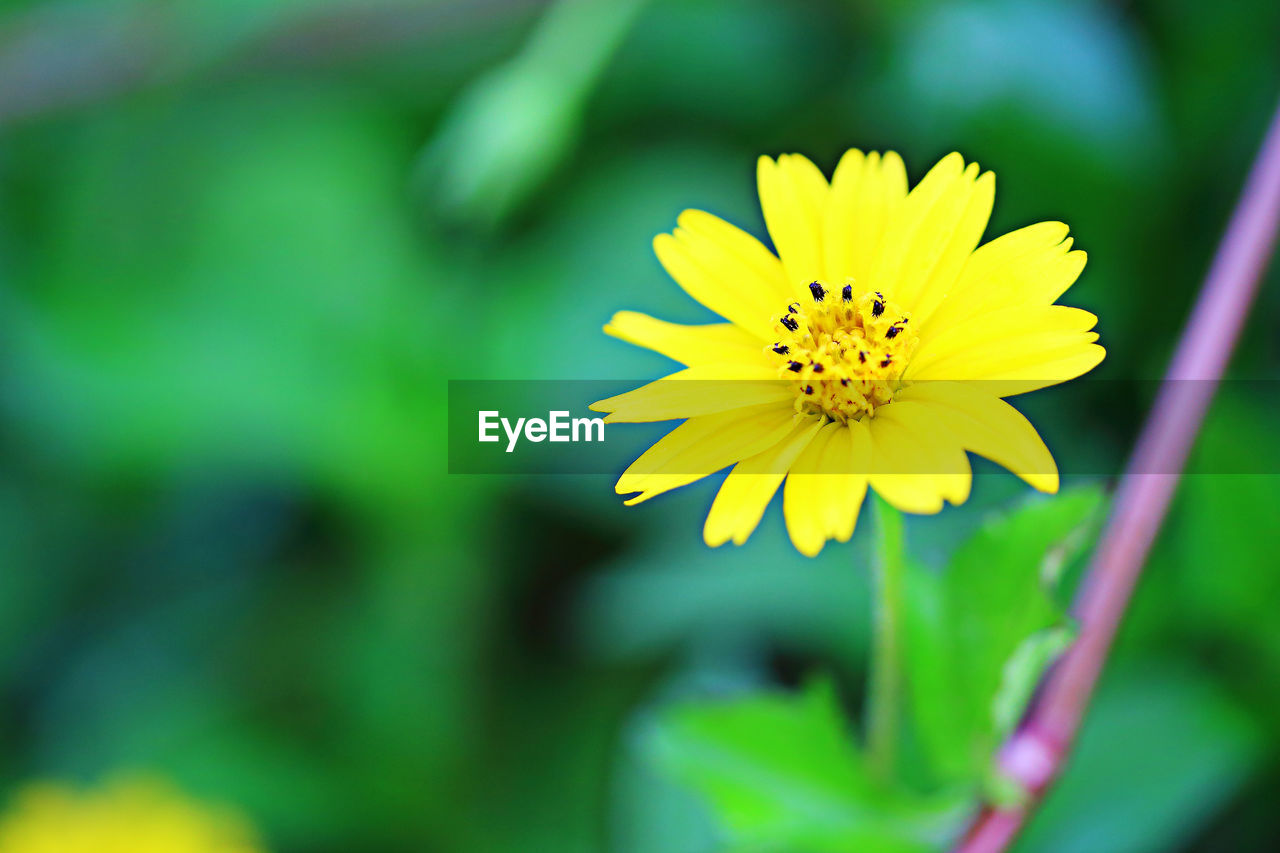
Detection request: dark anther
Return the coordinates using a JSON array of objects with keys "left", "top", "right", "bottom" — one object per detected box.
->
[
  {"left": 840, "top": 378, "right": 850, "bottom": 386},
  {"left": 841, "top": 284, "right": 852, "bottom": 301},
  {"left": 788, "top": 302, "right": 800, "bottom": 314},
  {"left": 858, "top": 351, "right": 867, "bottom": 363},
  {"left": 812, "top": 363, "right": 824, "bottom": 373},
  {"left": 809, "top": 281, "right": 826, "bottom": 301},
  {"left": 871, "top": 300, "right": 885, "bottom": 317},
  {"left": 772, "top": 343, "right": 789, "bottom": 354},
  {"left": 880, "top": 357, "right": 892, "bottom": 367},
  {"left": 787, "top": 360, "right": 803, "bottom": 372},
  {"left": 885, "top": 326, "right": 901, "bottom": 339},
  {"left": 803, "top": 385, "right": 814, "bottom": 395},
  {"left": 781, "top": 316, "right": 799, "bottom": 332}
]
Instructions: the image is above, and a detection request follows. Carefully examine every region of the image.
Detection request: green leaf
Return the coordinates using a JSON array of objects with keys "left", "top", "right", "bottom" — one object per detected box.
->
[
  {"left": 991, "top": 625, "right": 1076, "bottom": 742},
  {"left": 649, "top": 677, "right": 967, "bottom": 852},
  {"left": 415, "top": 0, "right": 646, "bottom": 228},
  {"left": 904, "top": 487, "right": 1105, "bottom": 788}
]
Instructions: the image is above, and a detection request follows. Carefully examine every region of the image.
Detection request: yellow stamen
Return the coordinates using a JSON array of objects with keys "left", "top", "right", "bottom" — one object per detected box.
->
[{"left": 767, "top": 281, "right": 919, "bottom": 422}]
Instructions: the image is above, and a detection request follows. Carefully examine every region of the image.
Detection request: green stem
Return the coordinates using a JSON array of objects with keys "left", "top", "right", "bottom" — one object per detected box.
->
[{"left": 866, "top": 494, "right": 906, "bottom": 780}]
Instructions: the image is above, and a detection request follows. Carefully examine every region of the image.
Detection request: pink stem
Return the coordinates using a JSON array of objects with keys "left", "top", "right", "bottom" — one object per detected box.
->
[{"left": 955, "top": 95, "right": 1280, "bottom": 853}]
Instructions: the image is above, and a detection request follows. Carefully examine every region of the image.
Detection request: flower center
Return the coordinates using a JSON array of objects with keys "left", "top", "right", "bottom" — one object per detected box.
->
[{"left": 768, "top": 281, "right": 918, "bottom": 422}]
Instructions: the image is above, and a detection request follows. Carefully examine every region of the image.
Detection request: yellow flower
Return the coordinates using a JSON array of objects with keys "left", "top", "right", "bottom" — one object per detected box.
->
[
  {"left": 0, "top": 775, "right": 265, "bottom": 853},
  {"left": 592, "top": 151, "right": 1103, "bottom": 556}
]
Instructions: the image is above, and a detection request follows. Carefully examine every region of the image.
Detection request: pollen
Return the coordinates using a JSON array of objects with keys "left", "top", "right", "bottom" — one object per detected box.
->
[{"left": 766, "top": 282, "right": 919, "bottom": 422}]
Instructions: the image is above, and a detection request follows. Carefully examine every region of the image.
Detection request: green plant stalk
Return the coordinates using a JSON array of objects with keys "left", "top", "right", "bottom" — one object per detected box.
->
[{"left": 867, "top": 493, "right": 906, "bottom": 780}]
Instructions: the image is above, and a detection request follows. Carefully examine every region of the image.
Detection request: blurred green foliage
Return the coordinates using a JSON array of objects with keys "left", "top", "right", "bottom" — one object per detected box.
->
[
  {"left": 903, "top": 489, "right": 1101, "bottom": 794},
  {"left": 643, "top": 491, "right": 1101, "bottom": 851},
  {"left": 650, "top": 677, "right": 967, "bottom": 852},
  {"left": 0, "top": 0, "right": 1277, "bottom": 851}
]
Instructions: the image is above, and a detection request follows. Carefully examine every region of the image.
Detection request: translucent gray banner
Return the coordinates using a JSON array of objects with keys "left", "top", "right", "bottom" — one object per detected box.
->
[{"left": 447, "top": 380, "right": 1280, "bottom": 475}]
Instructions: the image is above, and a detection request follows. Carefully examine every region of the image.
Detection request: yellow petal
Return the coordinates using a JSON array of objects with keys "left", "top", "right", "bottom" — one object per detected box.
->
[
  {"left": 779, "top": 419, "right": 875, "bottom": 555},
  {"left": 907, "top": 168, "right": 996, "bottom": 325},
  {"left": 906, "top": 305, "right": 1099, "bottom": 380},
  {"left": 589, "top": 363, "right": 791, "bottom": 422},
  {"left": 812, "top": 419, "right": 874, "bottom": 544},
  {"left": 704, "top": 417, "right": 824, "bottom": 547},
  {"left": 677, "top": 209, "right": 792, "bottom": 305},
  {"left": 822, "top": 148, "right": 866, "bottom": 283},
  {"left": 603, "top": 311, "right": 773, "bottom": 368},
  {"left": 939, "top": 343, "right": 1107, "bottom": 395},
  {"left": 909, "top": 334, "right": 1104, "bottom": 395},
  {"left": 823, "top": 150, "right": 908, "bottom": 287},
  {"left": 654, "top": 226, "right": 782, "bottom": 341},
  {"left": 918, "top": 222, "right": 1083, "bottom": 342},
  {"left": 869, "top": 153, "right": 994, "bottom": 317},
  {"left": 758, "top": 153, "right": 829, "bottom": 300},
  {"left": 874, "top": 402, "right": 972, "bottom": 506},
  {"left": 783, "top": 422, "right": 843, "bottom": 556},
  {"left": 615, "top": 402, "right": 800, "bottom": 505},
  {"left": 835, "top": 419, "right": 873, "bottom": 540},
  {"left": 895, "top": 382, "right": 1059, "bottom": 492},
  {"left": 865, "top": 404, "right": 971, "bottom": 515}
]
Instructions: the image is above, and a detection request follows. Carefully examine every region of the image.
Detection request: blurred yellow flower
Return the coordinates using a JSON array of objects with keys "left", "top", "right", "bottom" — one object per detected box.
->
[
  {"left": 593, "top": 151, "right": 1104, "bottom": 556},
  {"left": 0, "top": 775, "right": 265, "bottom": 853}
]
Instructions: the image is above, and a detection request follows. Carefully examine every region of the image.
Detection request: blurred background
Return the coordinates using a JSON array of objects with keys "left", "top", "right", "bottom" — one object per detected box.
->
[{"left": 0, "top": 0, "right": 1278, "bottom": 850}]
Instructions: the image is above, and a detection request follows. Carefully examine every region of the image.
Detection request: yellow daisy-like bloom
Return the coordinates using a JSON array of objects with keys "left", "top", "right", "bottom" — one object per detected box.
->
[
  {"left": 0, "top": 775, "right": 265, "bottom": 853},
  {"left": 592, "top": 151, "right": 1104, "bottom": 556}
]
